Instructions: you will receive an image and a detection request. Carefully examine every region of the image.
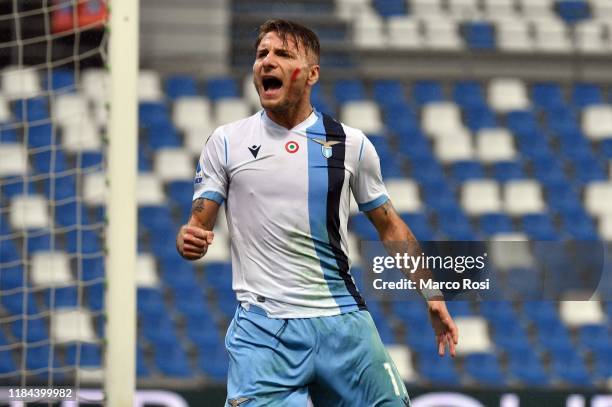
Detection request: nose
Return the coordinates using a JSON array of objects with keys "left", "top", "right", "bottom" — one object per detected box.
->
[{"left": 261, "top": 53, "right": 277, "bottom": 70}]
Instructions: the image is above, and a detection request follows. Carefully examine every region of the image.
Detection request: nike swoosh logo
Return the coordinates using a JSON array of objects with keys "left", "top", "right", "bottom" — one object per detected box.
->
[{"left": 310, "top": 138, "right": 342, "bottom": 148}]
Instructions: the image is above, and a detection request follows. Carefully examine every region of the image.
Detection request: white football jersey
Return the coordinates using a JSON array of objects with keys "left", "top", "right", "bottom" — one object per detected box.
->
[{"left": 194, "top": 110, "right": 389, "bottom": 318}]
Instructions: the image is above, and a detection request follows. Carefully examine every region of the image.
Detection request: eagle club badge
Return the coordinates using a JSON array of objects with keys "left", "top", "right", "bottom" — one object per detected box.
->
[{"left": 311, "top": 138, "right": 341, "bottom": 159}]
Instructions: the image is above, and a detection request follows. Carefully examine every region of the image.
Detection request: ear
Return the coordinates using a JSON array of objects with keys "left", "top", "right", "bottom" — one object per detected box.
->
[{"left": 307, "top": 64, "right": 320, "bottom": 86}]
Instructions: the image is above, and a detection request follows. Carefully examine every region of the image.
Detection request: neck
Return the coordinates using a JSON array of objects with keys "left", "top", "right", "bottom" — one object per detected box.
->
[{"left": 265, "top": 100, "right": 314, "bottom": 129}]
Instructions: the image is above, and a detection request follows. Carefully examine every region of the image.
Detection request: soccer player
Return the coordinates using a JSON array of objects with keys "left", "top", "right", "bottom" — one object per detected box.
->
[{"left": 176, "top": 19, "right": 458, "bottom": 407}]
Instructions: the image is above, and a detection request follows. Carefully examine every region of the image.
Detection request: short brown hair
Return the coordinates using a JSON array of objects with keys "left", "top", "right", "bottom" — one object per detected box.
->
[{"left": 254, "top": 19, "right": 320, "bottom": 64}]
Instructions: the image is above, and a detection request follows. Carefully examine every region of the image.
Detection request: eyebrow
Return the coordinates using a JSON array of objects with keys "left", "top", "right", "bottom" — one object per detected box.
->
[{"left": 256, "top": 45, "right": 297, "bottom": 57}]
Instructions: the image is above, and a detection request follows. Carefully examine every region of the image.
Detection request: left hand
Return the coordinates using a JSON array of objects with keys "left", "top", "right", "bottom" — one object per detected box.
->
[{"left": 427, "top": 299, "right": 458, "bottom": 357}]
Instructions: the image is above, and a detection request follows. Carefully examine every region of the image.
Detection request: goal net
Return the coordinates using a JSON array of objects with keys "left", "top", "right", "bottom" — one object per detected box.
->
[{"left": 0, "top": 0, "right": 136, "bottom": 404}]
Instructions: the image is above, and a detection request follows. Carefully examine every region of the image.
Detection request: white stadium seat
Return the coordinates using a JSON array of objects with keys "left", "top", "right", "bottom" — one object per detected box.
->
[
  {"left": 386, "top": 345, "right": 416, "bottom": 382},
  {"left": 82, "top": 69, "right": 110, "bottom": 104},
  {"left": 582, "top": 105, "right": 612, "bottom": 140},
  {"left": 353, "top": 13, "right": 386, "bottom": 49},
  {"left": 591, "top": 0, "right": 612, "bottom": 19},
  {"left": 340, "top": 101, "right": 383, "bottom": 134},
  {"left": 575, "top": 21, "right": 609, "bottom": 54},
  {"left": 385, "top": 179, "right": 422, "bottom": 212},
  {"left": 62, "top": 119, "right": 102, "bottom": 152},
  {"left": 196, "top": 232, "right": 230, "bottom": 263},
  {"left": 10, "top": 195, "right": 49, "bottom": 230},
  {"left": 388, "top": 17, "right": 423, "bottom": 49},
  {"left": 532, "top": 17, "right": 572, "bottom": 53},
  {"left": 560, "top": 301, "right": 605, "bottom": 327},
  {"left": 215, "top": 98, "right": 251, "bottom": 126},
  {"left": 461, "top": 180, "right": 502, "bottom": 215},
  {"left": 173, "top": 96, "right": 212, "bottom": 131},
  {"left": 137, "top": 173, "right": 166, "bottom": 206},
  {"left": 0, "top": 95, "right": 12, "bottom": 122},
  {"left": 31, "top": 251, "right": 73, "bottom": 286},
  {"left": 422, "top": 102, "right": 464, "bottom": 137},
  {"left": 584, "top": 181, "right": 612, "bottom": 217},
  {"left": 484, "top": 0, "right": 516, "bottom": 15},
  {"left": 335, "top": 0, "right": 371, "bottom": 20},
  {"left": 83, "top": 172, "right": 106, "bottom": 206},
  {"left": 0, "top": 143, "right": 27, "bottom": 176},
  {"left": 53, "top": 93, "right": 90, "bottom": 126},
  {"left": 51, "top": 309, "right": 97, "bottom": 343},
  {"left": 2, "top": 66, "right": 41, "bottom": 100},
  {"left": 348, "top": 233, "right": 361, "bottom": 264},
  {"left": 446, "top": 0, "right": 481, "bottom": 19},
  {"left": 489, "top": 233, "right": 535, "bottom": 269},
  {"left": 434, "top": 131, "right": 475, "bottom": 163},
  {"left": 154, "top": 148, "right": 194, "bottom": 182},
  {"left": 488, "top": 78, "right": 530, "bottom": 112},
  {"left": 184, "top": 126, "right": 214, "bottom": 157},
  {"left": 454, "top": 317, "right": 493, "bottom": 355},
  {"left": 496, "top": 19, "right": 534, "bottom": 52},
  {"left": 243, "top": 75, "right": 261, "bottom": 110},
  {"left": 138, "top": 70, "right": 163, "bottom": 102},
  {"left": 599, "top": 215, "right": 612, "bottom": 240},
  {"left": 422, "top": 18, "right": 463, "bottom": 50},
  {"left": 136, "top": 254, "right": 160, "bottom": 288},
  {"left": 503, "top": 180, "right": 546, "bottom": 215},
  {"left": 518, "top": 0, "right": 555, "bottom": 17},
  {"left": 411, "top": 0, "right": 444, "bottom": 16},
  {"left": 476, "top": 128, "right": 516, "bottom": 163}
]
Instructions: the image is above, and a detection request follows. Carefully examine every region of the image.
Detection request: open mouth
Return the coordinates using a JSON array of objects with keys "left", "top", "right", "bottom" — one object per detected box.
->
[{"left": 262, "top": 76, "right": 283, "bottom": 91}]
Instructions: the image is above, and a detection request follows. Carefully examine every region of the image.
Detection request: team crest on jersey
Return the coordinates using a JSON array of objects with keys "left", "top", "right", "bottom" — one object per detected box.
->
[
  {"left": 311, "top": 138, "right": 341, "bottom": 159},
  {"left": 285, "top": 141, "right": 299, "bottom": 154}
]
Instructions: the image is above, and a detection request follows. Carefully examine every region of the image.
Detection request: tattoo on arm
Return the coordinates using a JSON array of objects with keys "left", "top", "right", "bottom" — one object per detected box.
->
[{"left": 192, "top": 198, "right": 205, "bottom": 214}]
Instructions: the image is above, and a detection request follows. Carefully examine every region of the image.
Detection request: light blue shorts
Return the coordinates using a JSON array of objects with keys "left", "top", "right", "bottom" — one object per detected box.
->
[{"left": 225, "top": 304, "right": 411, "bottom": 407}]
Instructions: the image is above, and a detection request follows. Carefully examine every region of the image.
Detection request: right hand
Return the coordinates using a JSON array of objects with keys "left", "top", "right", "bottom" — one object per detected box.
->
[{"left": 177, "top": 225, "right": 214, "bottom": 260}]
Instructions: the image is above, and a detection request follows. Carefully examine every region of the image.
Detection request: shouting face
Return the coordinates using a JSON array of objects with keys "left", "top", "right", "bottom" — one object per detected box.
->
[{"left": 253, "top": 31, "right": 319, "bottom": 115}]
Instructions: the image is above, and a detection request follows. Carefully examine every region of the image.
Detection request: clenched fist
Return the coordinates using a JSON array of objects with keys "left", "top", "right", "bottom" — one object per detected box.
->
[{"left": 176, "top": 225, "right": 215, "bottom": 260}]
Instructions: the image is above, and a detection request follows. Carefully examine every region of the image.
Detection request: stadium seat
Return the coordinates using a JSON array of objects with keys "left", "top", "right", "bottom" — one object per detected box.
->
[
  {"left": 206, "top": 77, "right": 239, "bottom": 101},
  {"left": 560, "top": 301, "right": 606, "bottom": 327},
  {"left": 138, "top": 70, "right": 163, "bottom": 102},
  {"left": 422, "top": 17, "right": 463, "bottom": 50},
  {"left": 137, "top": 174, "right": 166, "bottom": 206},
  {"left": 496, "top": 18, "right": 533, "bottom": 52},
  {"left": 476, "top": 128, "right": 516, "bottom": 163},
  {"left": 556, "top": 0, "right": 591, "bottom": 23},
  {"left": 164, "top": 75, "right": 198, "bottom": 100},
  {"left": 582, "top": 105, "right": 612, "bottom": 140},
  {"left": 1, "top": 66, "right": 40, "bottom": 100},
  {"left": 388, "top": 17, "right": 423, "bottom": 49},
  {"left": 155, "top": 344, "right": 193, "bottom": 377},
  {"left": 447, "top": 0, "right": 481, "bottom": 18},
  {"left": 53, "top": 93, "right": 89, "bottom": 125},
  {"left": 153, "top": 148, "right": 194, "bottom": 182},
  {"left": 492, "top": 161, "right": 525, "bottom": 182},
  {"left": 82, "top": 69, "right": 109, "bottom": 104},
  {"left": 139, "top": 101, "right": 171, "bottom": 128},
  {"left": 478, "top": 213, "right": 513, "bottom": 234},
  {"left": 340, "top": 101, "right": 383, "bottom": 134},
  {"left": 519, "top": 0, "right": 556, "bottom": 16},
  {"left": 242, "top": 75, "right": 261, "bottom": 110},
  {"left": 51, "top": 308, "right": 96, "bottom": 343},
  {"left": 62, "top": 120, "right": 102, "bottom": 152},
  {"left": 532, "top": 17, "right": 572, "bottom": 52},
  {"left": 422, "top": 102, "right": 464, "bottom": 136},
  {"left": 31, "top": 251, "right": 72, "bottom": 286},
  {"left": 454, "top": 317, "right": 493, "bottom": 354},
  {"left": 575, "top": 21, "right": 609, "bottom": 54},
  {"left": 334, "top": 80, "right": 366, "bottom": 104},
  {"left": 489, "top": 78, "right": 530, "bottom": 112},
  {"left": 489, "top": 233, "right": 534, "bottom": 270},
  {"left": 412, "top": 80, "right": 444, "bottom": 105},
  {"left": 215, "top": 98, "right": 251, "bottom": 126},
  {"left": 418, "top": 354, "right": 460, "bottom": 385},
  {"left": 410, "top": 0, "right": 443, "bottom": 16},
  {"left": 9, "top": 195, "right": 49, "bottom": 230},
  {"left": 503, "top": 180, "right": 546, "bottom": 215},
  {"left": 451, "top": 160, "right": 485, "bottom": 182},
  {"left": 0, "top": 143, "right": 27, "bottom": 177},
  {"left": 136, "top": 254, "right": 160, "bottom": 288},
  {"left": 385, "top": 179, "right": 422, "bottom": 212},
  {"left": 172, "top": 97, "right": 212, "bottom": 131},
  {"left": 463, "top": 21, "right": 496, "bottom": 50},
  {"left": 484, "top": 0, "right": 516, "bottom": 15},
  {"left": 373, "top": 0, "right": 407, "bottom": 17},
  {"left": 572, "top": 83, "right": 604, "bottom": 108},
  {"left": 434, "top": 131, "right": 475, "bottom": 163},
  {"left": 599, "top": 215, "right": 612, "bottom": 240},
  {"left": 584, "top": 182, "right": 612, "bottom": 217},
  {"left": 353, "top": 13, "right": 386, "bottom": 49},
  {"left": 461, "top": 179, "right": 502, "bottom": 215},
  {"left": 464, "top": 353, "right": 506, "bottom": 385},
  {"left": 591, "top": 0, "right": 612, "bottom": 19}
]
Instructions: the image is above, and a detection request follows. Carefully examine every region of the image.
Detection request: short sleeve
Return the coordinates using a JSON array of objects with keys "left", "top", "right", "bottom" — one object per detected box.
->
[
  {"left": 351, "top": 135, "right": 389, "bottom": 212},
  {"left": 192, "top": 128, "right": 228, "bottom": 205}
]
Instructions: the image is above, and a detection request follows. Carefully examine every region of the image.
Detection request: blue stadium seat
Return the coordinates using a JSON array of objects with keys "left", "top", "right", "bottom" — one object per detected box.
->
[
  {"left": 464, "top": 353, "right": 506, "bottom": 385},
  {"left": 155, "top": 344, "right": 193, "bottom": 377},
  {"left": 561, "top": 211, "right": 598, "bottom": 240},
  {"left": 506, "top": 268, "right": 544, "bottom": 300},
  {"left": 1, "top": 178, "right": 34, "bottom": 199},
  {"left": 464, "top": 105, "right": 498, "bottom": 131},
  {"left": 137, "top": 288, "right": 166, "bottom": 317},
  {"left": 572, "top": 83, "right": 603, "bottom": 108},
  {"left": 453, "top": 81, "right": 486, "bottom": 109},
  {"left": 334, "top": 79, "right": 366, "bottom": 104},
  {"left": 492, "top": 161, "right": 525, "bottom": 182},
  {"left": 28, "top": 123, "right": 54, "bottom": 148},
  {"left": 139, "top": 206, "right": 175, "bottom": 233},
  {"left": 509, "top": 358, "right": 549, "bottom": 386},
  {"left": 463, "top": 22, "right": 496, "bottom": 50},
  {"left": 137, "top": 345, "right": 150, "bottom": 377},
  {"left": 418, "top": 355, "right": 460, "bottom": 385},
  {"left": 160, "top": 259, "right": 198, "bottom": 290},
  {"left": 478, "top": 301, "right": 519, "bottom": 325},
  {"left": 521, "top": 214, "right": 557, "bottom": 240},
  {"left": 522, "top": 301, "right": 560, "bottom": 326},
  {"left": 146, "top": 122, "right": 181, "bottom": 149},
  {"left": 599, "top": 139, "right": 612, "bottom": 159},
  {"left": 87, "top": 282, "right": 104, "bottom": 311},
  {"left": 0, "top": 127, "right": 18, "bottom": 142},
  {"left": 373, "top": 80, "right": 407, "bottom": 107},
  {"left": 80, "top": 256, "right": 105, "bottom": 282},
  {"left": 66, "top": 230, "right": 101, "bottom": 254},
  {"left": 13, "top": 97, "right": 49, "bottom": 123},
  {"left": 412, "top": 81, "right": 444, "bottom": 105},
  {"left": 199, "top": 343, "right": 229, "bottom": 381},
  {"left": 578, "top": 324, "right": 611, "bottom": 353},
  {"left": 139, "top": 149, "right": 152, "bottom": 172},
  {"left": 400, "top": 212, "right": 435, "bottom": 240},
  {"left": 46, "top": 69, "right": 76, "bottom": 92},
  {"left": 174, "top": 285, "right": 212, "bottom": 319},
  {"left": 142, "top": 313, "right": 180, "bottom": 348},
  {"left": 571, "top": 158, "right": 607, "bottom": 184},
  {"left": 45, "top": 286, "right": 79, "bottom": 308},
  {"left": 0, "top": 347, "right": 16, "bottom": 375},
  {"left": 55, "top": 201, "right": 91, "bottom": 227},
  {"left": 479, "top": 213, "right": 514, "bottom": 235},
  {"left": 0, "top": 265, "right": 24, "bottom": 290},
  {"left": 551, "top": 351, "right": 592, "bottom": 386},
  {"left": 312, "top": 83, "right": 333, "bottom": 114},
  {"left": 437, "top": 213, "right": 477, "bottom": 240},
  {"left": 373, "top": 0, "right": 407, "bottom": 17},
  {"left": 410, "top": 158, "right": 446, "bottom": 185},
  {"left": 532, "top": 83, "right": 566, "bottom": 111},
  {"left": 206, "top": 77, "right": 239, "bottom": 101},
  {"left": 139, "top": 102, "right": 171, "bottom": 129},
  {"left": 349, "top": 213, "right": 378, "bottom": 240},
  {"left": 44, "top": 174, "right": 77, "bottom": 201},
  {"left": 556, "top": 0, "right": 591, "bottom": 23},
  {"left": 66, "top": 343, "right": 102, "bottom": 367},
  {"left": 505, "top": 110, "right": 539, "bottom": 137},
  {"left": 185, "top": 314, "right": 220, "bottom": 349},
  {"left": 451, "top": 161, "right": 485, "bottom": 182},
  {"left": 2, "top": 292, "right": 40, "bottom": 315},
  {"left": 165, "top": 75, "right": 199, "bottom": 99},
  {"left": 32, "top": 149, "right": 68, "bottom": 174},
  {"left": 11, "top": 318, "right": 48, "bottom": 342},
  {"left": 25, "top": 344, "right": 60, "bottom": 372}
]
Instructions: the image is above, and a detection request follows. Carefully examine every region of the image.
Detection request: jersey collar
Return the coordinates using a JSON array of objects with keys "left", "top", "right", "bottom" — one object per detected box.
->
[{"left": 261, "top": 109, "right": 318, "bottom": 135}]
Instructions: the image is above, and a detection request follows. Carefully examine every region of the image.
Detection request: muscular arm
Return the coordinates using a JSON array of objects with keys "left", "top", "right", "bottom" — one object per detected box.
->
[
  {"left": 176, "top": 198, "right": 221, "bottom": 260},
  {"left": 365, "top": 200, "right": 459, "bottom": 357}
]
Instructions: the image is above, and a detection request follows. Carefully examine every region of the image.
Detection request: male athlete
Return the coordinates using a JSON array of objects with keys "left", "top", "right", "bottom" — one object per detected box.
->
[{"left": 176, "top": 19, "right": 458, "bottom": 407}]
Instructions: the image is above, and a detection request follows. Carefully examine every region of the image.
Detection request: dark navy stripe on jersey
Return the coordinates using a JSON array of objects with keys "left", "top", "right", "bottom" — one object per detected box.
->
[{"left": 322, "top": 113, "right": 367, "bottom": 310}]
